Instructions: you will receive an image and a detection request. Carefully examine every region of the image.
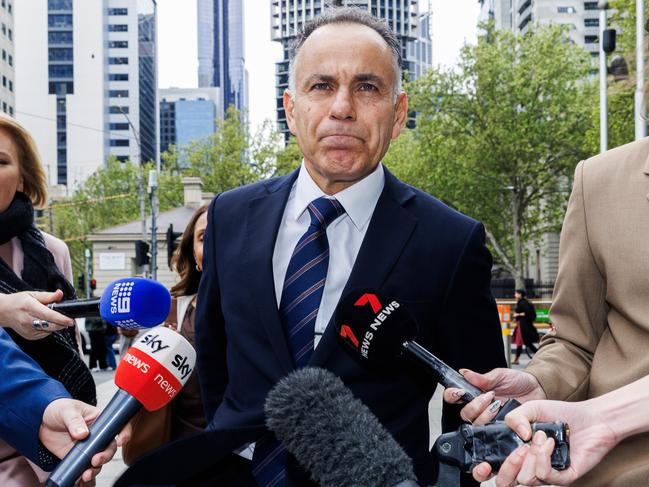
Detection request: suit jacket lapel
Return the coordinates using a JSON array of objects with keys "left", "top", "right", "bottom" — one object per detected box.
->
[
  {"left": 310, "top": 168, "right": 418, "bottom": 367},
  {"left": 242, "top": 170, "right": 299, "bottom": 375}
]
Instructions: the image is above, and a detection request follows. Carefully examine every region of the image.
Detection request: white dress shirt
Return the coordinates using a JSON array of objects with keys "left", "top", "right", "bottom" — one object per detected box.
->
[{"left": 272, "top": 161, "right": 385, "bottom": 347}]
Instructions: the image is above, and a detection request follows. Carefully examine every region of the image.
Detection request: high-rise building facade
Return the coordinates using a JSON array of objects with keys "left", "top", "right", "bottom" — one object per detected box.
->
[
  {"left": 159, "top": 86, "right": 219, "bottom": 163},
  {"left": 14, "top": 0, "right": 158, "bottom": 190},
  {"left": 270, "top": 0, "right": 431, "bottom": 138},
  {"left": 479, "top": 1, "right": 599, "bottom": 57},
  {"left": 0, "top": 0, "right": 15, "bottom": 117},
  {"left": 197, "top": 0, "right": 248, "bottom": 118}
]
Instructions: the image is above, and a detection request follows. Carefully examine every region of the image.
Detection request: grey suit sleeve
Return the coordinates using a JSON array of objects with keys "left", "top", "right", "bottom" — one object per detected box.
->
[{"left": 526, "top": 160, "right": 608, "bottom": 401}]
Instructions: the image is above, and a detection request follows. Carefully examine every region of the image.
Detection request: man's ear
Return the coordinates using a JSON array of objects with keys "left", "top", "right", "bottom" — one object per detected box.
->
[
  {"left": 391, "top": 92, "right": 408, "bottom": 140},
  {"left": 284, "top": 89, "right": 297, "bottom": 136}
]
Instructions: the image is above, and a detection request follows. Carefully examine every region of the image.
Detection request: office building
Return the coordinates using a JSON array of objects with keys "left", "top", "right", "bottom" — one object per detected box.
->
[
  {"left": 14, "top": 0, "right": 158, "bottom": 190},
  {"left": 159, "top": 86, "right": 219, "bottom": 163},
  {"left": 197, "top": 0, "right": 248, "bottom": 118},
  {"left": 0, "top": 0, "right": 15, "bottom": 117},
  {"left": 479, "top": 1, "right": 600, "bottom": 57},
  {"left": 270, "top": 0, "right": 432, "bottom": 138}
]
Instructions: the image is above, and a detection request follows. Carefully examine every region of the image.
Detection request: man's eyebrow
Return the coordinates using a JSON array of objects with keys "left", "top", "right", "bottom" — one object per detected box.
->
[
  {"left": 303, "top": 74, "right": 336, "bottom": 86},
  {"left": 353, "top": 73, "right": 385, "bottom": 86}
]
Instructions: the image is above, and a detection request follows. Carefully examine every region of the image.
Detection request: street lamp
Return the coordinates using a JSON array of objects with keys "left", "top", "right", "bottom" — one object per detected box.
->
[
  {"left": 114, "top": 99, "right": 148, "bottom": 276},
  {"left": 598, "top": 1, "right": 617, "bottom": 153}
]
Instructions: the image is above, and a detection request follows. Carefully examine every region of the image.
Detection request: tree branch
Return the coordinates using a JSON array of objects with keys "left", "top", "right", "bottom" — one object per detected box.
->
[{"left": 485, "top": 226, "right": 516, "bottom": 275}]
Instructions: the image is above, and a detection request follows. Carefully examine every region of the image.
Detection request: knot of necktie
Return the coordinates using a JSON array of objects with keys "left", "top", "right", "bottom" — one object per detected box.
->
[{"left": 307, "top": 196, "right": 345, "bottom": 230}]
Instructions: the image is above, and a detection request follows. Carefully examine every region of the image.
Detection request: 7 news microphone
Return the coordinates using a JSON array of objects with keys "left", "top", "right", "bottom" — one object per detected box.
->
[
  {"left": 48, "top": 277, "right": 170, "bottom": 329},
  {"left": 265, "top": 367, "right": 419, "bottom": 487},
  {"left": 335, "top": 289, "right": 520, "bottom": 418},
  {"left": 45, "top": 326, "right": 196, "bottom": 487},
  {"left": 334, "top": 290, "right": 570, "bottom": 478}
]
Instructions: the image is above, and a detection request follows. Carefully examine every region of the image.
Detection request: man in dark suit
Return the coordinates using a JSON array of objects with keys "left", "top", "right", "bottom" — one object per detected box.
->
[{"left": 118, "top": 8, "right": 506, "bottom": 487}]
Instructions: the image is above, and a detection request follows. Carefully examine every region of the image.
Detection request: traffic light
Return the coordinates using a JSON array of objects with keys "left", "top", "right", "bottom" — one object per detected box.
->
[
  {"left": 90, "top": 278, "right": 97, "bottom": 291},
  {"left": 77, "top": 274, "right": 85, "bottom": 291},
  {"left": 166, "top": 223, "right": 183, "bottom": 269},
  {"left": 135, "top": 240, "right": 150, "bottom": 267}
]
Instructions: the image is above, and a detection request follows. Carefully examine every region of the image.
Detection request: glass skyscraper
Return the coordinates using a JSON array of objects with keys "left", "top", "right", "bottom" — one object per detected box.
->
[
  {"left": 197, "top": 0, "right": 248, "bottom": 117},
  {"left": 270, "top": 0, "right": 431, "bottom": 139}
]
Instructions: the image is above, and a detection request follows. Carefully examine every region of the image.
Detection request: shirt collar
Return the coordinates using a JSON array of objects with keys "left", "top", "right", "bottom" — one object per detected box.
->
[{"left": 292, "top": 161, "right": 385, "bottom": 231}]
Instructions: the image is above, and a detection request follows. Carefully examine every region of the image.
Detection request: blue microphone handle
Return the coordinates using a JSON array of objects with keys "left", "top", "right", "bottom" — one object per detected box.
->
[{"left": 45, "top": 389, "right": 142, "bottom": 487}]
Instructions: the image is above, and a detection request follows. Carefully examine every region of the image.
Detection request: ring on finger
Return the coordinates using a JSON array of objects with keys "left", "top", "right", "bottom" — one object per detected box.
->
[{"left": 32, "top": 319, "right": 51, "bottom": 330}]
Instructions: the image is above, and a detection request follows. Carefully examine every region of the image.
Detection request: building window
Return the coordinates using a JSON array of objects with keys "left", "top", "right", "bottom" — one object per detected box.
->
[
  {"left": 7, "top": 2, "right": 10, "bottom": 14},
  {"left": 49, "top": 65, "right": 73, "bottom": 77},
  {"left": 115, "top": 155, "right": 129, "bottom": 162},
  {"left": 585, "top": 35, "right": 598, "bottom": 43},
  {"left": 584, "top": 2, "right": 598, "bottom": 10},
  {"left": 108, "top": 24, "right": 128, "bottom": 32},
  {"left": 2, "top": 102, "right": 6, "bottom": 112},
  {"left": 1, "top": 76, "right": 5, "bottom": 87},
  {"left": 8, "top": 80, "right": 12, "bottom": 92},
  {"left": 1, "top": 23, "right": 5, "bottom": 35},
  {"left": 109, "top": 57, "right": 128, "bottom": 65},
  {"left": 48, "top": 0, "right": 72, "bottom": 9},
  {"left": 7, "top": 28, "right": 11, "bottom": 40},
  {"left": 109, "top": 89, "right": 129, "bottom": 98},
  {"left": 7, "top": 54, "right": 11, "bottom": 66},
  {"left": 110, "top": 139, "right": 130, "bottom": 147},
  {"left": 48, "top": 14, "right": 73, "bottom": 28},
  {"left": 109, "top": 73, "right": 129, "bottom": 81},
  {"left": 108, "top": 40, "right": 128, "bottom": 48},
  {"left": 48, "top": 31, "right": 73, "bottom": 44},
  {"left": 109, "top": 105, "right": 128, "bottom": 114},
  {"left": 108, "top": 8, "right": 128, "bottom": 15},
  {"left": 585, "top": 18, "right": 599, "bottom": 27},
  {"left": 8, "top": 106, "right": 12, "bottom": 116},
  {"left": 109, "top": 122, "right": 130, "bottom": 130},
  {"left": 1, "top": 50, "right": 5, "bottom": 60},
  {"left": 49, "top": 48, "right": 73, "bottom": 61},
  {"left": 558, "top": 6, "right": 577, "bottom": 13}
]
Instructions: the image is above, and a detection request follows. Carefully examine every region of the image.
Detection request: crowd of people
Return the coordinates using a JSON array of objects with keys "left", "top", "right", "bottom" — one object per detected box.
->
[{"left": 1, "top": 6, "right": 649, "bottom": 487}]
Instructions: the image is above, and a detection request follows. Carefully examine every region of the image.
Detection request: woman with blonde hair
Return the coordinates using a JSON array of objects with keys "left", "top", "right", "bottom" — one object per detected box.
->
[{"left": 0, "top": 114, "right": 95, "bottom": 485}]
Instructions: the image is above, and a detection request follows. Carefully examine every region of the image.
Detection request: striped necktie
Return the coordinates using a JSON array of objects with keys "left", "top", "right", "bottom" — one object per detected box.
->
[{"left": 251, "top": 196, "right": 345, "bottom": 487}]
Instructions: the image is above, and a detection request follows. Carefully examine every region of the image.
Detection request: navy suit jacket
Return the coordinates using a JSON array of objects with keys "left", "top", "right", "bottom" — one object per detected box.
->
[
  {"left": 0, "top": 328, "right": 69, "bottom": 465},
  {"left": 117, "top": 167, "right": 506, "bottom": 486}
]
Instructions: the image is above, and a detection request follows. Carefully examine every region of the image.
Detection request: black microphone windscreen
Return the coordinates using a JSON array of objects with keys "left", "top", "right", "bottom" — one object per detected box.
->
[
  {"left": 335, "top": 289, "right": 418, "bottom": 368},
  {"left": 265, "top": 367, "right": 417, "bottom": 487}
]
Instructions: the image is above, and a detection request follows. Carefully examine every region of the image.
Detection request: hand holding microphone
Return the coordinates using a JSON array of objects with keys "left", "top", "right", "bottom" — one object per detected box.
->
[
  {"left": 45, "top": 326, "right": 196, "bottom": 487},
  {"left": 0, "top": 290, "right": 75, "bottom": 340}
]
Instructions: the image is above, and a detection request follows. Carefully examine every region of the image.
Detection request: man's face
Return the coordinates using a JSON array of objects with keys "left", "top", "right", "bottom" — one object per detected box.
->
[{"left": 284, "top": 23, "right": 407, "bottom": 194}]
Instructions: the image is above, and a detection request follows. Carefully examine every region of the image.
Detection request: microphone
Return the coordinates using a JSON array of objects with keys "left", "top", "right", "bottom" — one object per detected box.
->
[
  {"left": 265, "top": 367, "right": 419, "bottom": 487},
  {"left": 48, "top": 277, "right": 171, "bottom": 329},
  {"left": 335, "top": 290, "right": 520, "bottom": 417},
  {"left": 45, "top": 326, "right": 196, "bottom": 487}
]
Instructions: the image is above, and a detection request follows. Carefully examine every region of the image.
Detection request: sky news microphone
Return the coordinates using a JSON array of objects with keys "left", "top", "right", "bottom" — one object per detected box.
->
[
  {"left": 48, "top": 277, "right": 171, "bottom": 329},
  {"left": 45, "top": 326, "right": 196, "bottom": 487},
  {"left": 265, "top": 367, "right": 419, "bottom": 487},
  {"left": 335, "top": 290, "right": 520, "bottom": 417}
]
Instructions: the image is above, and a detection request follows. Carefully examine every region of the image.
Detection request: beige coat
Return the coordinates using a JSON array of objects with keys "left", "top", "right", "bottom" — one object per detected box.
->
[{"left": 526, "top": 137, "right": 649, "bottom": 487}]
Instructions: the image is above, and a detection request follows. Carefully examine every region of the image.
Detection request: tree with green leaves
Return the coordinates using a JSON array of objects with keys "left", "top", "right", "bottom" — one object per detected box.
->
[{"left": 387, "top": 23, "right": 596, "bottom": 289}]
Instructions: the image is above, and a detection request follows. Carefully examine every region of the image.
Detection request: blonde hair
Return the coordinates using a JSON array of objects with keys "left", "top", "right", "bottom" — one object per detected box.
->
[{"left": 0, "top": 114, "right": 48, "bottom": 208}]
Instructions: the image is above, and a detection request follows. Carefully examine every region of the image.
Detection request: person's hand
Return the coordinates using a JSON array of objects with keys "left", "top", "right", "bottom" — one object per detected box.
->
[
  {"left": 0, "top": 290, "right": 75, "bottom": 340},
  {"left": 443, "top": 368, "right": 546, "bottom": 425},
  {"left": 471, "top": 399, "right": 618, "bottom": 486},
  {"left": 39, "top": 398, "right": 132, "bottom": 484}
]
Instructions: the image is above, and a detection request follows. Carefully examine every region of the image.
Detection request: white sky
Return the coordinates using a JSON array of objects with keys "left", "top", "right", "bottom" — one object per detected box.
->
[{"left": 157, "top": 0, "right": 481, "bottom": 133}]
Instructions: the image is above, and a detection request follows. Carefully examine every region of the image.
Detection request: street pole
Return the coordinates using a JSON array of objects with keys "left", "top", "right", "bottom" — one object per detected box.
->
[
  {"left": 148, "top": 170, "right": 158, "bottom": 280},
  {"left": 115, "top": 97, "right": 148, "bottom": 276},
  {"left": 636, "top": 0, "right": 646, "bottom": 140},
  {"left": 599, "top": 1, "right": 609, "bottom": 153},
  {"left": 84, "top": 248, "right": 91, "bottom": 298}
]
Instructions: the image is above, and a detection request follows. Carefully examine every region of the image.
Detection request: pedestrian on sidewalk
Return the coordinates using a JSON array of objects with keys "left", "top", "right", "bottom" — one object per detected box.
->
[{"left": 512, "top": 289, "right": 539, "bottom": 365}]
